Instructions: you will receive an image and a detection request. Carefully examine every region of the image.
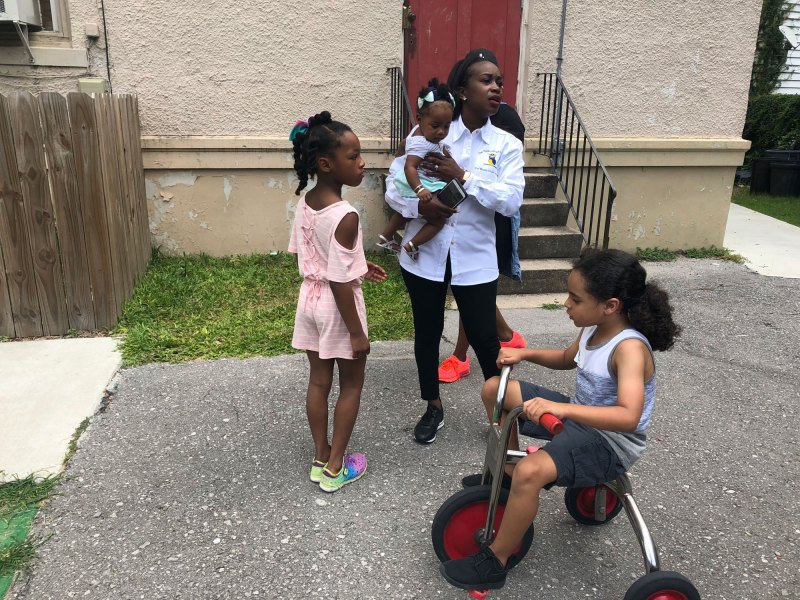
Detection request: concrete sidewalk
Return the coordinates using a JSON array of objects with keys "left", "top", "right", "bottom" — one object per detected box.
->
[
  {"left": 0, "top": 337, "right": 120, "bottom": 482},
  {"left": 724, "top": 203, "right": 800, "bottom": 279}
]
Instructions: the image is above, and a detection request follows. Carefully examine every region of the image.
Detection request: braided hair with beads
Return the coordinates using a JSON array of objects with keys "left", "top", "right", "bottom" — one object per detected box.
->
[{"left": 290, "top": 111, "right": 353, "bottom": 195}]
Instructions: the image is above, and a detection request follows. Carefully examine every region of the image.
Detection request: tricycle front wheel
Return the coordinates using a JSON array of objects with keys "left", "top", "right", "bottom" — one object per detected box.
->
[{"left": 431, "top": 485, "right": 533, "bottom": 566}]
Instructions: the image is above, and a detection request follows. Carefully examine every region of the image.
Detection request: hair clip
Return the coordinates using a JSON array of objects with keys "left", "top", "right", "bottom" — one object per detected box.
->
[
  {"left": 417, "top": 90, "right": 436, "bottom": 109},
  {"left": 289, "top": 119, "right": 309, "bottom": 142}
]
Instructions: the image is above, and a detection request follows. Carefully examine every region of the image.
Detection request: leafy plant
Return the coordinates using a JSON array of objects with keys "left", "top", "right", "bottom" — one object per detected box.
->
[
  {"left": 541, "top": 302, "right": 563, "bottom": 311},
  {"left": 636, "top": 247, "right": 678, "bottom": 262},
  {"left": 743, "top": 94, "right": 800, "bottom": 162},
  {"left": 636, "top": 246, "right": 744, "bottom": 263},
  {"left": 749, "top": 0, "right": 792, "bottom": 96}
]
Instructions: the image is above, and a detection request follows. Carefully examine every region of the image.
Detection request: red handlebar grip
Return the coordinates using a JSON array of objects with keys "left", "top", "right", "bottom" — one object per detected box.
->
[{"left": 539, "top": 413, "right": 564, "bottom": 435}]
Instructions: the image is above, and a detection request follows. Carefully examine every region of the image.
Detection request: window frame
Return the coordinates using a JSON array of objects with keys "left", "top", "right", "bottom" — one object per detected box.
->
[{"left": 30, "top": 0, "right": 72, "bottom": 45}]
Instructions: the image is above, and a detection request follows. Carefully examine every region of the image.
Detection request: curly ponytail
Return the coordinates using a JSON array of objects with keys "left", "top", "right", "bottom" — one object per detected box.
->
[
  {"left": 627, "top": 282, "right": 681, "bottom": 351},
  {"left": 573, "top": 248, "right": 681, "bottom": 351},
  {"left": 290, "top": 111, "right": 353, "bottom": 195}
]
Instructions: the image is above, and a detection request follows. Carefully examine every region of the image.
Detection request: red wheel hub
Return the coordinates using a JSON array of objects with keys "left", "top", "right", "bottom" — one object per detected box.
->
[
  {"left": 576, "top": 486, "right": 618, "bottom": 518},
  {"left": 442, "top": 501, "right": 521, "bottom": 559}
]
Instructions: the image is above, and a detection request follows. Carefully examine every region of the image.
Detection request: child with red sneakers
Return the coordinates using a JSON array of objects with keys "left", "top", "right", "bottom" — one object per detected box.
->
[
  {"left": 438, "top": 102, "right": 527, "bottom": 383},
  {"left": 288, "top": 112, "right": 387, "bottom": 492},
  {"left": 438, "top": 308, "right": 526, "bottom": 382}
]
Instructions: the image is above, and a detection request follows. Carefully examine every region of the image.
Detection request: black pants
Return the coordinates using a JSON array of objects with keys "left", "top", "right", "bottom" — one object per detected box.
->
[{"left": 401, "top": 259, "right": 500, "bottom": 402}]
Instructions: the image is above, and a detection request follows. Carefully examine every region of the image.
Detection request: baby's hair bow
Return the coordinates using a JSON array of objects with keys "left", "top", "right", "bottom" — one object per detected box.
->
[
  {"left": 417, "top": 90, "right": 435, "bottom": 109},
  {"left": 289, "top": 119, "right": 309, "bottom": 142}
]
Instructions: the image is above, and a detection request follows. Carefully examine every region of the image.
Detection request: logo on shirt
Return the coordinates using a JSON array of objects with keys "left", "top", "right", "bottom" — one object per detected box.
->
[{"left": 487, "top": 153, "right": 497, "bottom": 167}]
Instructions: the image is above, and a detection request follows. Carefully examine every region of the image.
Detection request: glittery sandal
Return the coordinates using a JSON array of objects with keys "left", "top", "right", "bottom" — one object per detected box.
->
[{"left": 376, "top": 234, "right": 402, "bottom": 255}]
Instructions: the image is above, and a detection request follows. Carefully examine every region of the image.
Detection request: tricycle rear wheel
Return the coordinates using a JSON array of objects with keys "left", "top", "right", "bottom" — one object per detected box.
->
[
  {"left": 623, "top": 570, "right": 700, "bottom": 600},
  {"left": 564, "top": 485, "right": 623, "bottom": 525}
]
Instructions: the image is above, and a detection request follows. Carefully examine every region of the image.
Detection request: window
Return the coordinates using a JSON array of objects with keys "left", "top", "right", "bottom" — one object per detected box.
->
[
  {"left": 36, "top": 0, "right": 70, "bottom": 37},
  {"left": 40, "top": 0, "right": 54, "bottom": 30},
  {"left": 0, "top": 0, "right": 82, "bottom": 65}
]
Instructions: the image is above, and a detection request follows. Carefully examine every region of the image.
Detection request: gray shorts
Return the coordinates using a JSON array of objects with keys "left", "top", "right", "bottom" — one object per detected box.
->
[{"left": 517, "top": 381, "right": 626, "bottom": 488}]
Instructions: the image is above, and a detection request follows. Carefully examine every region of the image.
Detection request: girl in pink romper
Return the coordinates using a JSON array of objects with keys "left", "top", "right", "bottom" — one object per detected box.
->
[{"left": 288, "top": 111, "right": 386, "bottom": 493}]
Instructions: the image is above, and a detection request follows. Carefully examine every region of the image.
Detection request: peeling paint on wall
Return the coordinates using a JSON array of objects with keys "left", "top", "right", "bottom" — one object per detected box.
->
[
  {"left": 625, "top": 208, "right": 649, "bottom": 241},
  {"left": 627, "top": 223, "right": 647, "bottom": 241},
  {"left": 159, "top": 172, "right": 198, "bottom": 188},
  {"left": 145, "top": 178, "right": 159, "bottom": 199},
  {"left": 652, "top": 218, "right": 663, "bottom": 236}
]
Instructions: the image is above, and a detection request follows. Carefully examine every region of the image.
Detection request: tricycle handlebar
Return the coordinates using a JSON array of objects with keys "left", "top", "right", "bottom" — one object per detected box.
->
[{"left": 495, "top": 365, "right": 564, "bottom": 435}]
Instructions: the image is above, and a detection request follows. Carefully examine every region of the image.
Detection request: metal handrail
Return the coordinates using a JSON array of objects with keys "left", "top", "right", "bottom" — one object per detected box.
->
[
  {"left": 537, "top": 72, "right": 617, "bottom": 249},
  {"left": 388, "top": 66, "right": 416, "bottom": 155}
]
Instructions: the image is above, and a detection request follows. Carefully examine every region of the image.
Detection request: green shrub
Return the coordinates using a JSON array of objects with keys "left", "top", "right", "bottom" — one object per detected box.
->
[
  {"left": 743, "top": 94, "right": 800, "bottom": 165},
  {"left": 749, "top": 0, "right": 791, "bottom": 97}
]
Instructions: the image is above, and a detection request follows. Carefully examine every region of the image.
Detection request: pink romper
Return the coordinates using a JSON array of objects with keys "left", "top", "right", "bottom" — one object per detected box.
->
[{"left": 289, "top": 197, "right": 368, "bottom": 360}]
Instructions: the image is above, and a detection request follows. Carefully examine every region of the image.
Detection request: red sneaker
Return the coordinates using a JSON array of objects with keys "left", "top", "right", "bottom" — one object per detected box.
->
[
  {"left": 500, "top": 331, "right": 527, "bottom": 349},
  {"left": 438, "top": 355, "right": 470, "bottom": 383}
]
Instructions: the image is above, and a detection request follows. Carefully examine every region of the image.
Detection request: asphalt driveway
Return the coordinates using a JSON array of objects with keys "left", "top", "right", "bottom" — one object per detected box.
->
[{"left": 9, "top": 258, "right": 800, "bottom": 599}]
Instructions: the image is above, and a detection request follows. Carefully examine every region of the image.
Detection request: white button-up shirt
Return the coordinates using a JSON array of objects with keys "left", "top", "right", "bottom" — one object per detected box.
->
[{"left": 385, "top": 116, "right": 524, "bottom": 285}]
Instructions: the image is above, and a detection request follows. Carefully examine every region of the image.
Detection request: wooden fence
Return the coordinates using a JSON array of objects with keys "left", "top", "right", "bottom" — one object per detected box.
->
[{"left": 0, "top": 92, "right": 150, "bottom": 338}]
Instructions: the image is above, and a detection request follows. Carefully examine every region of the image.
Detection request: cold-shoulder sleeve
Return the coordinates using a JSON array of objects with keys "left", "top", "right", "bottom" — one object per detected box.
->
[{"left": 326, "top": 208, "right": 368, "bottom": 283}]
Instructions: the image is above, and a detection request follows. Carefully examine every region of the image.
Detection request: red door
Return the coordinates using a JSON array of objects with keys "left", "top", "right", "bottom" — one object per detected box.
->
[{"left": 404, "top": 0, "right": 522, "bottom": 109}]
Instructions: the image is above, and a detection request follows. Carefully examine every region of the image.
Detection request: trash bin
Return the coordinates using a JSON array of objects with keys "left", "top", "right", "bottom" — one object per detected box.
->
[
  {"left": 750, "top": 157, "right": 775, "bottom": 194},
  {"left": 768, "top": 161, "right": 800, "bottom": 197},
  {"left": 765, "top": 149, "right": 800, "bottom": 162}
]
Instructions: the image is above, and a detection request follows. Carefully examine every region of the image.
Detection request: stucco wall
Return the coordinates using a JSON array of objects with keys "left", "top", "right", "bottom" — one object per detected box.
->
[
  {"left": 1, "top": 0, "right": 762, "bottom": 258},
  {"left": 145, "top": 168, "right": 388, "bottom": 257},
  {"left": 141, "top": 139, "right": 748, "bottom": 256},
  {"left": 102, "top": 1, "right": 401, "bottom": 137},
  {"left": 521, "top": 0, "right": 762, "bottom": 138},
  {"left": 3, "top": 0, "right": 761, "bottom": 140}
]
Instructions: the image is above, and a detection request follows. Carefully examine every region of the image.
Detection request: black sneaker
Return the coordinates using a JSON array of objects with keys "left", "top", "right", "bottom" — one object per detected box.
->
[
  {"left": 461, "top": 471, "right": 512, "bottom": 489},
  {"left": 414, "top": 403, "right": 444, "bottom": 443},
  {"left": 440, "top": 546, "right": 509, "bottom": 590}
]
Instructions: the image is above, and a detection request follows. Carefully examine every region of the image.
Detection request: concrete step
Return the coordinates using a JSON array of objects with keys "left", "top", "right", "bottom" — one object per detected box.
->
[
  {"left": 517, "top": 226, "right": 583, "bottom": 259},
  {"left": 497, "top": 258, "right": 573, "bottom": 295},
  {"left": 524, "top": 173, "right": 558, "bottom": 199},
  {"left": 520, "top": 198, "right": 570, "bottom": 227}
]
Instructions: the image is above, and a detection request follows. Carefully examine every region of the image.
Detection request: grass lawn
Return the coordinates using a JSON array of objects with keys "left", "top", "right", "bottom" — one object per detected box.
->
[
  {"left": 731, "top": 186, "right": 800, "bottom": 228},
  {"left": 0, "top": 476, "right": 57, "bottom": 596},
  {"left": 113, "top": 250, "right": 413, "bottom": 367}
]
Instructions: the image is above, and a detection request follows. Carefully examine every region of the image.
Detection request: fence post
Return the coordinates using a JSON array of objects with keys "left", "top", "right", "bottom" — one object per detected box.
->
[{"left": 8, "top": 92, "right": 68, "bottom": 336}]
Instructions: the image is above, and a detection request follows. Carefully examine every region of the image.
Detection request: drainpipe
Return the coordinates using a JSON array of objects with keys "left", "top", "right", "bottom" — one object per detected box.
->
[
  {"left": 552, "top": 0, "right": 568, "bottom": 165},
  {"left": 556, "top": 0, "right": 567, "bottom": 78},
  {"left": 100, "top": 0, "right": 113, "bottom": 92}
]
